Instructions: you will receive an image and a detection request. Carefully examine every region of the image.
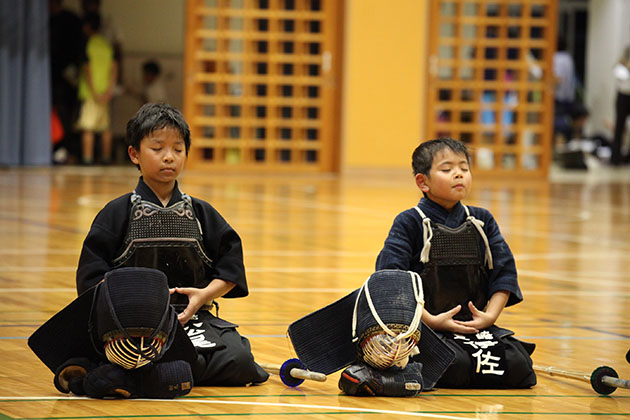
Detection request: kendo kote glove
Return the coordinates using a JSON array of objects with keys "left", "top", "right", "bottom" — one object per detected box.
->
[
  {"left": 82, "top": 360, "right": 193, "bottom": 399},
  {"left": 338, "top": 362, "right": 423, "bottom": 397}
]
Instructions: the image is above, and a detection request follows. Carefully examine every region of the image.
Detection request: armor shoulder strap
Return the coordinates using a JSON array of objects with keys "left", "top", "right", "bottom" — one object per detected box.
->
[
  {"left": 180, "top": 193, "right": 204, "bottom": 236},
  {"left": 181, "top": 193, "right": 193, "bottom": 205},
  {"left": 462, "top": 205, "right": 494, "bottom": 269},
  {"left": 413, "top": 206, "right": 433, "bottom": 263},
  {"left": 413, "top": 206, "right": 427, "bottom": 219},
  {"left": 130, "top": 191, "right": 141, "bottom": 205}
]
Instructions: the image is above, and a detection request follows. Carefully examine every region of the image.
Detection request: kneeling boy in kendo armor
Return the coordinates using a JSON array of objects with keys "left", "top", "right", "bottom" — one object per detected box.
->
[{"left": 29, "top": 104, "right": 268, "bottom": 398}]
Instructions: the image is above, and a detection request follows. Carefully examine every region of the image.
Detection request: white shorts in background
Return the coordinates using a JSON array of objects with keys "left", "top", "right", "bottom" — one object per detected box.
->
[{"left": 77, "top": 99, "right": 110, "bottom": 132}]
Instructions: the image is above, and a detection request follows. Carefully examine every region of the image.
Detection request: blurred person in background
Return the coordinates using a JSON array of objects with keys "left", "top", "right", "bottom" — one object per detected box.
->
[{"left": 611, "top": 45, "right": 630, "bottom": 166}]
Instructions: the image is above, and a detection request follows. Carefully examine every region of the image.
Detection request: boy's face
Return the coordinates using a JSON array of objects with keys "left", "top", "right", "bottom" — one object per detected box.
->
[
  {"left": 415, "top": 148, "right": 471, "bottom": 211},
  {"left": 128, "top": 127, "right": 186, "bottom": 190}
]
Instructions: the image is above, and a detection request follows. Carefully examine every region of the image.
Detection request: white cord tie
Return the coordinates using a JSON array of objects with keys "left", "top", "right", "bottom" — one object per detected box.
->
[
  {"left": 414, "top": 207, "right": 432, "bottom": 263},
  {"left": 352, "top": 271, "right": 424, "bottom": 343},
  {"left": 463, "top": 205, "right": 493, "bottom": 269}
]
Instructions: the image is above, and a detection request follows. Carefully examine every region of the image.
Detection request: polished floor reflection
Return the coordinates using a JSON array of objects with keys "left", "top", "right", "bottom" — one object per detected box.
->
[{"left": 0, "top": 164, "right": 629, "bottom": 419}]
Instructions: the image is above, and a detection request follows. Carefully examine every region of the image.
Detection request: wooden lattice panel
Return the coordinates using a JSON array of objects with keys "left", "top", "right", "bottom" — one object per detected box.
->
[
  {"left": 426, "top": 0, "right": 557, "bottom": 176},
  {"left": 184, "top": 0, "right": 343, "bottom": 172}
]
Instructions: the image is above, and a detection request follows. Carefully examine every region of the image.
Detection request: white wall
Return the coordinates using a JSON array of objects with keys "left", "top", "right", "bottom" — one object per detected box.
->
[{"left": 585, "top": 0, "right": 630, "bottom": 136}]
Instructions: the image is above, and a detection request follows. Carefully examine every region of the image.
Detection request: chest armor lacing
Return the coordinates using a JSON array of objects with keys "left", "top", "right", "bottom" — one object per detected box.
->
[
  {"left": 415, "top": 205, "right": 493, "bottom": 321},
  {"left": 113, "top": 192, "right": 213, "bottom": 308}
]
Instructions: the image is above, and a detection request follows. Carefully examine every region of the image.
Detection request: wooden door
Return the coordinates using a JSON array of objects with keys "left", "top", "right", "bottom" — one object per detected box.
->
[
  {"left": 426, "top": 0, "right": 557, "bottom": 176},
  {"left": 183, "top": 0, "right": 344, "bottom": 172}
]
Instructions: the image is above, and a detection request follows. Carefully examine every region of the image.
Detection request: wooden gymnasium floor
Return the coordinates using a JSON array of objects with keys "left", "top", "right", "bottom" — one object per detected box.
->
[{"left": 0, "top": 164, "right": 629, "bottom": 420}]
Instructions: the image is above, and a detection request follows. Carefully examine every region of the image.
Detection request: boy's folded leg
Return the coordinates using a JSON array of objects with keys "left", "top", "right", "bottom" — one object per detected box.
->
[
  {"left": 338, "top": 362, "right": 423, "bottom": 397},
  {"left": 83, "top": 360, "right": 193, "bottom": 399}
]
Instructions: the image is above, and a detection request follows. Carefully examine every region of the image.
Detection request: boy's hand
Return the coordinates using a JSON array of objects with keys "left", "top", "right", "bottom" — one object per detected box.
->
[
  {"left": 423, "top": 305, "right": 479, "bottom": 334},
  {"left": 169, "top": 287, "right": 210, "bottom": 326},
  {"left": 169, "top": 279, "right": 235, "bottom": 326},
  {"left": 453, "top": 301, "right": 497, "bottom": 331}
]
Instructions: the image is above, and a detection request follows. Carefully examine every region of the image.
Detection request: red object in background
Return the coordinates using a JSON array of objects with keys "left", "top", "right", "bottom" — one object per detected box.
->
[{"left": 51, "top": 108, "right": 64, "bottom": 145}]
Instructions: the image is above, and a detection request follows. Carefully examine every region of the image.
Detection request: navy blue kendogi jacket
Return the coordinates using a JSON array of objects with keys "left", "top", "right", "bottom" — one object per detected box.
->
[{"left": 375, "top": 197, "right": 523, "bottom": 311}]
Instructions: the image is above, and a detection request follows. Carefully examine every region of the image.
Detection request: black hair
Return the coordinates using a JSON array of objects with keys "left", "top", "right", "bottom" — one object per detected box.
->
[
  {"left": 83, "top": 12, "right": 101, "bottom": 32},
  {"left": 411, "top": 137, "right": 470, "bottom": 176},
  {"left": 142, "top": 60, "right": 161, "bottom": 76},
  {"left": 570, "top": 103, "right": 589, "bottom": 119},
  {"left": 82, "top": 0, "right": 101, "bottom": 10},
  {"left": 126, "top": 103, "right": 191, "bottom": 157},
  {"left": 557, "top": 36, "right": 567, "bottom": 51}
]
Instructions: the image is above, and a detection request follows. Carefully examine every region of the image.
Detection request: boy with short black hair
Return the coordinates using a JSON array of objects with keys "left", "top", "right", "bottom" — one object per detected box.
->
[
  {"left": 376, "top": 137, "right": 536, "bottom": 388},
  {"left": 76, "top": 103, "right": 269, "bottom": 387}
]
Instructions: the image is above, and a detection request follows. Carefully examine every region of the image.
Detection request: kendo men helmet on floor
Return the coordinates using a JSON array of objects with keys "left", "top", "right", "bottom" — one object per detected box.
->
[
  {"left": 90, "top": 267, "right": 179, "bottom": 369},
  {"left": 352, "top": 270, "right": 424, "bottom": 370},
  {"left": 28, "top": 267, "right": 194, "bottom": 399},
  {"left": 341, "top": 270, "right": 425, "bottom": 396},
  {"left": 288, "top": 270, "right": 455, "bottom": 396}
]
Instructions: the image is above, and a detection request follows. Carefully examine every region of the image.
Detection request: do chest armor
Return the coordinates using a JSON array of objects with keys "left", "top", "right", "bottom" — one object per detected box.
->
[
  {"left": 113, "top": 192, "right": 213, "bottom": 309},
  {"left": 415, "top": 205, "right": 493, "bottom": 321}
]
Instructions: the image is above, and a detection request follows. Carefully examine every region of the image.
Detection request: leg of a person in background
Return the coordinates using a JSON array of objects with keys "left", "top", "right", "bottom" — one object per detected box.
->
[
  {"left": 621, "top": 95, "right": 630, "bottom": 164},
  {"left": 101, "top": 129, "right": 112, "bottom": 164},
  {"left": 612, "top": 93, "right": 630, "bottom": 166},
  {"left": 82, "top": 130, "right": 94, "bottom": 164}
]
